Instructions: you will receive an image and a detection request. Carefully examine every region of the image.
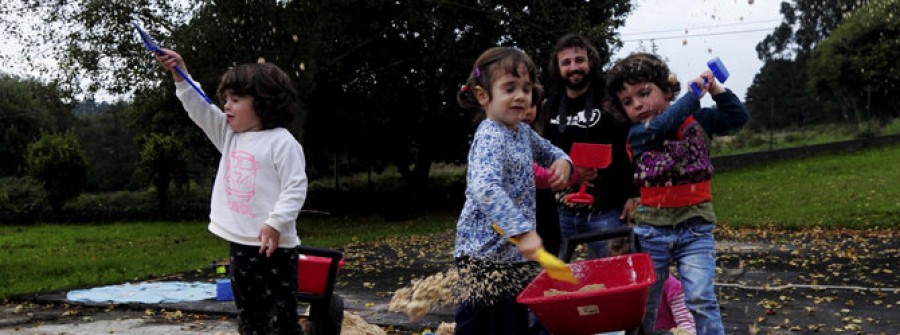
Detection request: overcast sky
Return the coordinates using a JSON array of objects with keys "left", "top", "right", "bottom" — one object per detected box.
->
[{"left": 613, "top": 0, "right": 783, "bottom": 103}]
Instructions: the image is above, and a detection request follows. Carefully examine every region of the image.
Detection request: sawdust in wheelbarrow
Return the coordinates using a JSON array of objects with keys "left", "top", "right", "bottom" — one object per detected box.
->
[
  {"left": 543, "top": 283, "right": 607, "bottom": 296},
  {"left": 388, "top": 268, "right": 458, "bottom": 320}
]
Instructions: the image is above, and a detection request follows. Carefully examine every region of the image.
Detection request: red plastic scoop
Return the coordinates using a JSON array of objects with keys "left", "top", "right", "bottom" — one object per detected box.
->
[
  {"left": 569, "top": 143, "right": 612, "bottom": 168},
  {"left": 566, "top": 143, "right": 612, "bottom": 204}
]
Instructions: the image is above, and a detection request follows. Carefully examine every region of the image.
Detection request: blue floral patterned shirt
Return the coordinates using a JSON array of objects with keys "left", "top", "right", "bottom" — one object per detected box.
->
[{"left": 454, "top": 119, "right": 571, "bottom": 262}]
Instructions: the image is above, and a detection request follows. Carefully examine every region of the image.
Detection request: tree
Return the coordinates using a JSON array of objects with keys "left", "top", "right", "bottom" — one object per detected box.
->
[
  {"left": 0, "top": 75, "right": 73, "bottom": 176},
  {"left": 4, "top": 0, "right": 632, "bottom": 197},
  {"left": 745, "top": 59, "right": 823, "bottom": 130},
  {"left": 25, "top": 131, "right": 89, "bottom": 211},
  {"left": 73, "top": 100, "right": 142, "bottom": 191},
  {"left": 756, "top": 0, "right": 867, "bottom": 61},
  {"left": 749, "top": 0, "right": 868, "bottom": 129},
  {"left": 806, "top": 0, "right": 900, "bottom": 124},
  {"left": 298, "top": 0, "right": 632, "bottom": 190},
  {"left": 139, "top": 133, "right": 188, "bottom": 205}
]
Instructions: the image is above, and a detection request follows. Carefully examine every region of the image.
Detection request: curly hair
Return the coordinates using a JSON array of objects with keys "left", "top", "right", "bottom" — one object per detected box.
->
[
  {"left": 605, "top": 52, "right": 681, "bottom": 123},
  {"left": 457, "top": 47, "right": 538, "bottom": 113},
  {"left": 216, "top": 63, "right": 300, "bottom": 130}
]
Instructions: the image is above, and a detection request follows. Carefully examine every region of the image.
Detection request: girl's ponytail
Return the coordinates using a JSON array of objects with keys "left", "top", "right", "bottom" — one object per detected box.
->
[{"left": 457, "top": 68, "right": 483, "bottom": 110}]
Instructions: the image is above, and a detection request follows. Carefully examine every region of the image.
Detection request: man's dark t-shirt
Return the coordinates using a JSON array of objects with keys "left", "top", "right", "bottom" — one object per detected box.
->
[{"left": 542, "top": 86, "right": 639, "bottom": 213}]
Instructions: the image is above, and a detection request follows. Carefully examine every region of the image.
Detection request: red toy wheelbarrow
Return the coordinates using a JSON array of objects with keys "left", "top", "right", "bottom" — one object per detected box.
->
[
  {"left": 566, "top": 143, "right": 613, "bottom": 204},
  {"left": 296, "top": 246, "right": 346, "bottom": 335},
  {"left": 518, "top": 227, "right": 656, "bottom": 335}
]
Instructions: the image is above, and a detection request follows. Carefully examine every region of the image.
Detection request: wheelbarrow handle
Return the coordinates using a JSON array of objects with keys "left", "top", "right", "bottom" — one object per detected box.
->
[
  {"left": 297, "top": 245, "right": 344, "bottom": 260},
  {"left": 559, "top": 226, "right": 636, "bottom": 262}
]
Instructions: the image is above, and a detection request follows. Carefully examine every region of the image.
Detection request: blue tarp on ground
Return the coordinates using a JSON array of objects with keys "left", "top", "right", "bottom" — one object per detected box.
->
[{"left": 66, "top": 281, "right": 216, "bottom": 304}]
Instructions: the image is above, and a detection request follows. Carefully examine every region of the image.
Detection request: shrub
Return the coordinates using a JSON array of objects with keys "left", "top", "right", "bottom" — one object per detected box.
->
[
  {"left": 139, "top": 133, "right": 188, "bottom": 205},
  {"left": 855, "top": 129, "right": 878, "bottom": 139},
  {"left": 59, "top": 187, "right": 210, "bottom": 223},
  {"left": 25, "top": 132, "right": 89, "bottom": 211},
  {"left": 0, "top": 176, "right": 47, "bottom": 224}
]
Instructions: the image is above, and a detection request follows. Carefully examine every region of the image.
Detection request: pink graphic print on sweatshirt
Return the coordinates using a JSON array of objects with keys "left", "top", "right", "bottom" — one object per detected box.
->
[{"left": 225, "top": 151, "right": 259, "bottom": 217}]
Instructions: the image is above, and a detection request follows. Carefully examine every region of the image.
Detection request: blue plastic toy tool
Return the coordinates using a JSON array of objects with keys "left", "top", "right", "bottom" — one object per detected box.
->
[
  {"left": 690, "top": 57, "right": 730, "bottom": 97},
  {"left": 133, "top": 23, "right": 212, "bottom": 104}
]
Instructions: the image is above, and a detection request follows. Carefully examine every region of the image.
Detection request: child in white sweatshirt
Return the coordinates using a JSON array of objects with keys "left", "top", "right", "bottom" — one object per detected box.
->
[{"left": 157, "top": 49, "right": 306, "bottom": 334}]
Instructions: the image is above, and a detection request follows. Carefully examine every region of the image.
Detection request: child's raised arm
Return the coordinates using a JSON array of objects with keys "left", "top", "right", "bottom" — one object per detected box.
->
[
  {"left": 628, "top": 92, "right": 700, "bottom": 158},
  {"left": 690, "top": 69, "right": 749, "bottom": 136}
]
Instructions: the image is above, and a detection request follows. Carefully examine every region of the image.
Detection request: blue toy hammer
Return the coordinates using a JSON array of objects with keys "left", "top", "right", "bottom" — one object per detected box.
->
[
  {"left": 133, "top": 23, "right": 213, "bottom": 104},
  {"left": 690, "top": 57, "right": 729, "bottom": 97}
]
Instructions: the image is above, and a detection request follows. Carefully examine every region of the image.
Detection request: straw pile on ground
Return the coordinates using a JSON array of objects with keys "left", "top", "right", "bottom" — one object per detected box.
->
[{"left": 388, "top": 268, "right": 459, "bottom": 320}]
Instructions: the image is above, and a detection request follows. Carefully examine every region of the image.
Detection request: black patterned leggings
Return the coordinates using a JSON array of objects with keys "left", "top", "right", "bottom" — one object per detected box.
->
[{"left": 229, "top": 243, "right": 301, "bottom": 335}]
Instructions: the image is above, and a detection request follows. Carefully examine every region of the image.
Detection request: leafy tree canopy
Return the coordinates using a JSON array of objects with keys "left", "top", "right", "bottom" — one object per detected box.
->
[
  {"left": 2, "top": 0, "right": 633, "bottom": 188},
  {"left": 806, "top": 0, "right": 900, "bottom": 121},
  {"left": 756, "top": 0, "right": 866, "bottom": 61}
]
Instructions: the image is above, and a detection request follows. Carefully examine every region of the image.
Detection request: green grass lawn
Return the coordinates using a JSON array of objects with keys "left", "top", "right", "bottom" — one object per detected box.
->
[
  {"left": 2, "top": 144, "right": 898, "bottom": 300},
  {"left": 0, "top": 214, "right": 457, "bottom": 301},
  {"left": 715, "top": 144, "right": 900, "bottom": 229}
]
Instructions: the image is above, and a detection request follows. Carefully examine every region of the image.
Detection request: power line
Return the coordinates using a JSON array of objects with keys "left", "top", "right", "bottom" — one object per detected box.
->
[
  {"left": 623, "top": 27, "right": 777, "bottom": 43},
  {"left": 621, "top": 18, "right": 782, "bottom": 37}
]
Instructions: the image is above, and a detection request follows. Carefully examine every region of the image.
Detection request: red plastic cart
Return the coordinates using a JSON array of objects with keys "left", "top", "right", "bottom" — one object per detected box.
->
[
  {"left": 517, "top": 227, "right": 655, "bottom": 335},
  {"left": 296, "top": 245, "right": 345, "bottom": 335}
]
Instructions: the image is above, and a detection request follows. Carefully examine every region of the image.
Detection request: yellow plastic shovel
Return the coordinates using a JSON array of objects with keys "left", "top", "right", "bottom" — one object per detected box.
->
[{"left": 491, "top": 224, "right": 579, "bottom": 284}]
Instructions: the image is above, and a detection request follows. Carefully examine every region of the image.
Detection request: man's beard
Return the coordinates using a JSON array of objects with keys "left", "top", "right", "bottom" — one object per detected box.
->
[{"left": 564, "top": 70, "right": 590, "bottom": 90}]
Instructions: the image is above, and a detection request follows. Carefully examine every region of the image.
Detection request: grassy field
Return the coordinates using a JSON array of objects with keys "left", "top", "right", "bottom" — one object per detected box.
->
[
  {"left": 714, "top": 144, "right": 900, "bottom": 229},
  {"left": 1, "top": 144, "right": 898, "bottom": 300},
  {"left": 0, "top": 214, "right": 457, "bottom": 301},
  {"left": 709, "top": 119, "right": 900, "bottom": 156}
]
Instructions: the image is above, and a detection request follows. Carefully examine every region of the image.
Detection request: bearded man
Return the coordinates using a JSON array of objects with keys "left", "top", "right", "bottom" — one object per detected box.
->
[{"left": 541, "top": 34, "right": 640, "bottom": 259}]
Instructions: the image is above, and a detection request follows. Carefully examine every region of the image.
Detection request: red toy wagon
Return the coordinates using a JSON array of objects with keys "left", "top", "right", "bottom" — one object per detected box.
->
[
  {"left": 296, "top": 245, "right": 345, "bottom": 335},
  {"left": 518, "top": 227, "right": 656, "bottom": 335}
]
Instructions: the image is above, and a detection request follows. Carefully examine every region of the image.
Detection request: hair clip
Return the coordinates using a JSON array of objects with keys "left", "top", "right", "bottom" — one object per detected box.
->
[
  {"left": 461, "top": 85, "right": 468, "bottom": 92},
  {"left": 474, "top": 67, "right": 481, "bottom": 78}
]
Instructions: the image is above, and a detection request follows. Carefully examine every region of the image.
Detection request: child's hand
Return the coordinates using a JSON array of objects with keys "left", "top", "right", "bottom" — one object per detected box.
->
[
  {"left": 155, "top": 48, "right": 188, "bottom": 82},
  {"left": 547, "top": 159, "right": 573, "bottom": 191},
  {"left": 514, "top": 230, "right": 543, "bottom": 261},
  {"left": 620, "top": 197, "right": 640, "bottom": 221},
  {"left": 695, "top": 70, "right": 726, "bottom": 97},
  {"left": 258, "top": 224, "right": 281, "bottom": 257},
  {"left": 702, "top": 69, "right": 726, "bottom": 95},
  {"left": 688, "top": 75, "right": 709, "bottom": 98}
]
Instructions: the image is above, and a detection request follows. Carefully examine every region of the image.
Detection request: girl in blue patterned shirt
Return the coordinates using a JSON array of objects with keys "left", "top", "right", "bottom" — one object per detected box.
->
[{"left": 453, "top": 47, "right": 573, "bottom": 334}]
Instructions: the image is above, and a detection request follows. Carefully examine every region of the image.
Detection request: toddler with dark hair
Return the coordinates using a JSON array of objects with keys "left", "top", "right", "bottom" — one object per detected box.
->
[{"left": 157, "top": 49, "right": 306, "bottom": 334}]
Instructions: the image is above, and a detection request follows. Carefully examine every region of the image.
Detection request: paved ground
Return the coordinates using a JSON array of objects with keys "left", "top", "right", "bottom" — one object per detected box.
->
[{"left": 1, "top": 227, "right": 898, "bottom": 334}]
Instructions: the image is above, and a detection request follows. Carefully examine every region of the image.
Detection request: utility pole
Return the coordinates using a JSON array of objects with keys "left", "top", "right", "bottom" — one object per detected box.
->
[
  {"left": 866, "top": 88, "right": 872, "bottom": 133},
  {"left": 769, "top": 98, "right": 774, "bottom": 151}
]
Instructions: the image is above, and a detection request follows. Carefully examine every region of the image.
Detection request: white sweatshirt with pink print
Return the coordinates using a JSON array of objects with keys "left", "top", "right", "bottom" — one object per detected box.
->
[{"left": 176, "top": 80, "right": 307, "bottom": 248}]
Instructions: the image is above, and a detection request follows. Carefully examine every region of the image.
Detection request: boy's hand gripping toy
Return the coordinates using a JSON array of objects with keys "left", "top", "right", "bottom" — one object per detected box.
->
[
  {"left": 690, "top": 57, "right": 730, "bottom": 97},
  {"left": 565, "top": 143, "right": 613, "bottom": 204},
  {"left": 133, "top": 23, "right": 213, "bottom": 104},
  {"left": 491, "top": 224, "right": 579, "bottom": 284}
]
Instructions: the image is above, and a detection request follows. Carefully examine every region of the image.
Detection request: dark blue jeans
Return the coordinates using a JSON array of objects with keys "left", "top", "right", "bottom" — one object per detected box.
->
[
  {"left": 634, "top": 218, "right": 724, "bottom": 335},
  {"left": 230, "top": 243, "right": 301, "bottom": 335},
  {"left": 558, "top": 207, "right": 627, "bottom": 259}
]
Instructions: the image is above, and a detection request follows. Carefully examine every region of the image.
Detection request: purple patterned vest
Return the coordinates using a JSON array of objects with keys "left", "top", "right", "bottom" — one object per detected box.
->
[{"left": 633, "top": 116, "right": 714, "bottom": 188}]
